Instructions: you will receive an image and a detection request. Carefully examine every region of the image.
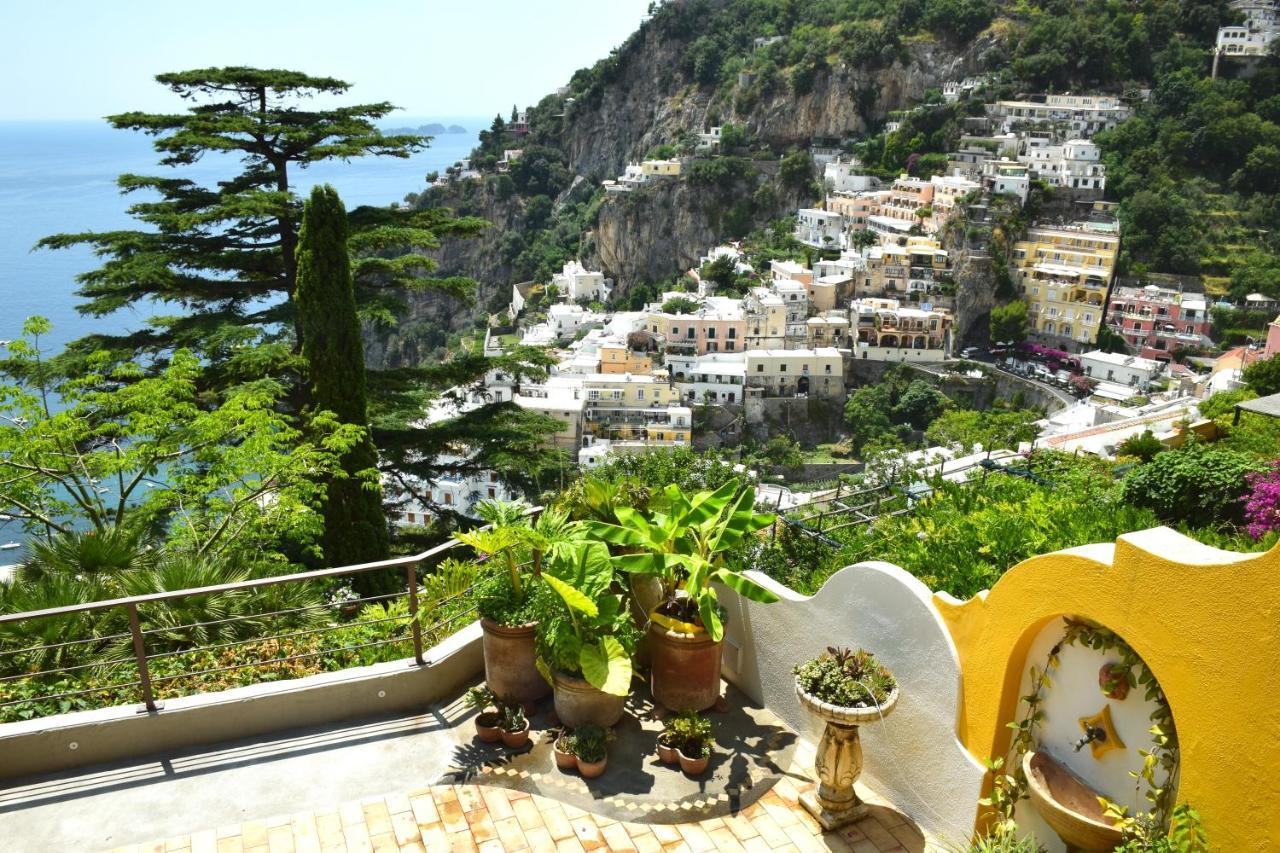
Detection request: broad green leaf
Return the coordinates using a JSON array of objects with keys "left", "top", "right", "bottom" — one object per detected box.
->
[
  {"left": 579, "top": 636, "right": 632, "bottom": 696},
  {"left": 710, "top": 568, "right": 781, "bottom": 603},
  {"left": 580, "top": 519, "right": 645, "bottom": 546},
  {"left": 699, "top": 594, "right": 724, "bottom": 642},
  {"left": 543, "top": 572, "right": 598, "bottom": 616}
]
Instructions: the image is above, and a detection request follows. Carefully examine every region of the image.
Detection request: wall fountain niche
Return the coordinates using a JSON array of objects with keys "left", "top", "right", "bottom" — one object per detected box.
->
[{"left": 1005, "top": 616, "right": 1178, "bottom": 853}]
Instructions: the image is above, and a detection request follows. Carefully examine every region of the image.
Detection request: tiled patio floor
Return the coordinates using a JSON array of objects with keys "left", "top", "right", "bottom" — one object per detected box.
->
[{"left": 111, "top": 755, "right": 938, "bottom": 853}]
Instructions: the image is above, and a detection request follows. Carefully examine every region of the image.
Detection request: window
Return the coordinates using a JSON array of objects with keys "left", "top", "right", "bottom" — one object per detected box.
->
[
  {"left": 672, "top": 327, "right": 679, "bottom": 336},
  {"left": 780, "top": 364, "right": 787, "bottom": 372},
  {"left": 588, "top": 390, "right": 600, "bottom": 400},
  {"left": 706, "top": 328, "right": 716, "bottom": 339},
  {"left": 726, "top": 341, "right": 735, "bottom": 351},
  {"left": 825, "top": 364, "right": 832, "bottom": 373},
  {"left": 756, "top": 364, "right": 764, "bottom": 372},
  {"left": 727, "top": 328, "right": 736, "bottom": 339},
  {"left": 686, "top": 329, "right": 695, "bottom": 338},
  {"left": 407, "top": 512, "right": 416, "bottom": 524},
  {"left": 444, "top": 493, "right": 453, "bottom": 505},
  {"left": 487, "top": 487, "right": 496, "bottom": 498},
  {"left": 637, "top": 389, "right": 645, "bottom": 401}
]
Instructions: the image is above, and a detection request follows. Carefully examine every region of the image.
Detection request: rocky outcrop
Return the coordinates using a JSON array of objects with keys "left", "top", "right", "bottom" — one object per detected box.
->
[{"left": 588, "top": 168, "right": 805, "bottom": 294}]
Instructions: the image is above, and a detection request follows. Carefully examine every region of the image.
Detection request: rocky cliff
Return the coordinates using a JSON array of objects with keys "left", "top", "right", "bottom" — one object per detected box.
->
[{"left": 370, "top": 5, "right": 1007, "bottom": 367}]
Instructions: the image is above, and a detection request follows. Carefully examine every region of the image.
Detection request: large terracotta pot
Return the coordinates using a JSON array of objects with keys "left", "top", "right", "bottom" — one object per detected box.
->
[
  {"left": 481, "top": 618, "right": 550, "bottom": 706},
  {"left": 795, "top": 680, "right": 899, "bottom": 830},
  {"left": 649, "top": 621, "right": 722, "bottom": 712},
  {"left": 552, "top": 670, "right": 626, "bottom": 728}
]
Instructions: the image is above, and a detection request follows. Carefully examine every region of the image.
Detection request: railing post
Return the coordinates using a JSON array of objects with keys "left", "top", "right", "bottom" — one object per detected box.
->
[
  {"left": 406, "top": 563, "right": 424, "bottom": 666},
  {"left": 126, "top": 602, "right": 159, "bottom": 713}
]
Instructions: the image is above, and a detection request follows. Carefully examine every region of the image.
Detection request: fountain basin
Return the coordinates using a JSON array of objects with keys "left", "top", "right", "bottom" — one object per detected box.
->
[{"left": 1022, "top": 750, "right": 1124, "bottom": 852}]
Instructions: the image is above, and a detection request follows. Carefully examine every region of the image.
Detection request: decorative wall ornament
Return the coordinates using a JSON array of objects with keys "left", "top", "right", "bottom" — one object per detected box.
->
[{"left": 1078, "top": 703, "right": 1126, "bottom": 760}]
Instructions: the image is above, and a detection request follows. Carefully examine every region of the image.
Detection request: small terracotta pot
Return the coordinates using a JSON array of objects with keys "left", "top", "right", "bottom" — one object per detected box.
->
[
  {"left": 475, "top": 711, "right": 502, "bottom": 743},
  {"left": 500, "top": 722, "right": 530, "bottom": 749},
  {"left": 553, "top": 736, "right": 576, "bottom": 771},
  {"left": 677, "top": 746, "right": 710, "bottom": 777},
  {"left": 576, "top": 754, "right": 607, "bottom": 779},
  {"left": 656, "top": 735, "right": 680, "bottom": 765}
]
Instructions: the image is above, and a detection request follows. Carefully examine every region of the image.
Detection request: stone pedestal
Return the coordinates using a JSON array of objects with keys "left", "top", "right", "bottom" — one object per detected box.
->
[
  {"left": 795, "top": 681, "right": 898, "bottom": 831},
  {"left": 800, "top": 720, "right": 868, "bottom": 829}
]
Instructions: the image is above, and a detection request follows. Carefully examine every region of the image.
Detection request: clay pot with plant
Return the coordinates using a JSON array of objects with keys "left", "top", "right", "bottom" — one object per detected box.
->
[
  {"left": 573, "top": 724, "right": 609, "bottom": 779},
  {"left": 665, "top": 710, "right": 714, "bottom": 776},
  {"left": 584, "top": 479, "right": 778, "bottom": 713},
  {"left": 535, "top": 540, "right": 641, "bottom": 727},
  {"left": 553, "top": 730, "right": 577, "bottom": 771},
  {"left": 793, "top": 647, "right": 898, "bottom": 830},
  {"left": 465, "top": 686, "right": 503, "bottom": 743},
  {"left": 465, "top": 503, "right": 573, "bottom": 708},
  {"left": 498, "top": 703, "right": 530, "bottom": 749}
]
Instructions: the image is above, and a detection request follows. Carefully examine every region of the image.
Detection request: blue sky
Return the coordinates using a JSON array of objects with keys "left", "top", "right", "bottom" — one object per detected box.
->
[{"left": 2, "top": 0, "right": 653, "bottom": 120}]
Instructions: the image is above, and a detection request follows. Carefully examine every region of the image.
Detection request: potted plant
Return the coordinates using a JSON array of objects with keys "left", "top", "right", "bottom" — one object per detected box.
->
[
  {"left": 535, "top": 540, "right": 640, "bottom": 727},
  {"left": 573, "top": 724, "right": 608, "bottom": 779},
  {"left": 584, "top": 479, "right": 778, "bottom": 712},
  {"left": 668, "top": 710, "right": 713, "bottom": 776},
  {"left": 465, "top": 503, "right": 571, "bottom": 707},
  {"left": 499, "top": 703, "right": 530, "bottom": 749},
  {"left": 465, "top": 686, "right": 502, "bottom": 743},
  {"left": 553, "top": 729, "right": 577, "bottom": 771},
  {"left": 793, "top": 647, "right": 898, "bottom": 830},
  {"left": 656, "top": 722, "right": 680, "bottom": 765}
]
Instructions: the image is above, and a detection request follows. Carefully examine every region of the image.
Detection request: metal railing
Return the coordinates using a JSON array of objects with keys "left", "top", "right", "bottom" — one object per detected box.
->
[{"left": 0, "top": 513, "right": 537, "bottom": 719}]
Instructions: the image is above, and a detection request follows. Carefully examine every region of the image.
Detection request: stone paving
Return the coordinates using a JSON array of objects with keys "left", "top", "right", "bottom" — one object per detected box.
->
[{"left": 110, "top": 754, "right": 939, "bottom": 853}]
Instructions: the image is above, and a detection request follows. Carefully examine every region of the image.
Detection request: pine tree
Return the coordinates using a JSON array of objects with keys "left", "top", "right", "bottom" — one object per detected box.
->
[
  {"left": 37, "top": 68, "right": 450, "bottom": 384},
  {"left": 295, "top": 185, "right": 390, "bottom": 571}
]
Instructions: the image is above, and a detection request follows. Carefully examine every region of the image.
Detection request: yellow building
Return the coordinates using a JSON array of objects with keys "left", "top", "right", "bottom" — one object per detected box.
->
[
  {"left": 640, "top": 158, "right": 682, "bottom": 177},
  {"left": 1013, "top": 224, "right": 1119, "bottom": 351},
  {"left": 598, "top": 342, "right": 653, "bottom": 375},
  {"left": 581, "top": 373, "right": 691, "bottom": 444}
]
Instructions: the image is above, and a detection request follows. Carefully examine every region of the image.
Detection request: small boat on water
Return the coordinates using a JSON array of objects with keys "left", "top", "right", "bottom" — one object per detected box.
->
[{"left": 0, "top": 542, "right": 21, "bottom": 551}]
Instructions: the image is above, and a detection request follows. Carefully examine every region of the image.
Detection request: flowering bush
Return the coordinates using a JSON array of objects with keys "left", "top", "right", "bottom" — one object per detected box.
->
[{"left": 1244, "top": 463, "right": 1280, "bottom": 540}]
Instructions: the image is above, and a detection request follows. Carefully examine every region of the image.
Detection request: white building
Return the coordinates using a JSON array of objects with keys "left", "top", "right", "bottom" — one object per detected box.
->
[
  {"left": 823, "top": 160, "right": 881, "bottom": 194},
  {"left": 1018, "top": 140, "right": 1106, "bottom": 192},
  {"left": 794, "top": 208, "right": 847, "bottom": 250},
  {"left": 393, "top": 457, "right": 517, "bottom": 524},
  {"left": 1080, "top": 350, "right": 1165, "bottom": 390},
  {"left": 988, "top": 94, "right": 1132, "bottom": 139},
  {"left": 1216, "top": 0, "right": 1278, "bottom": 56},
  {"left": 981, "top": 159, "right": 1031, "bottom": 202},
  {"left": 697, "top": 126, "right": 723, "bottom": 151},
  {"left": 551, "top": 260, "right": 611, "bottom": 303},
  {"left": 666, "top": 351, "right": 748, "bottom": 404}
]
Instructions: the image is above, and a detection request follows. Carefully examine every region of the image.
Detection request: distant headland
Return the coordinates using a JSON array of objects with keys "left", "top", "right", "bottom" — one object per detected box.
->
[{"left": 384, "top": 123, "right": 468, "bottom": 135}]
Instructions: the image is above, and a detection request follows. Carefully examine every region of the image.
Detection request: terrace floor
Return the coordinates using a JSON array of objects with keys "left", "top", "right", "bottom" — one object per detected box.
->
[{"left": 1, "top": 679, "right": 938, "bottom": 853}]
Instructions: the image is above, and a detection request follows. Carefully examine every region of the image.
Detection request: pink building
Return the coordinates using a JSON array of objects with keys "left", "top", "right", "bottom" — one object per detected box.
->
[
  {"left": 1104, "top": 283, "right": 1211, "bottom": 361},
  {"left": 1266, "top": 314, "right": 1280, "bottom": 359},
  {"left": 650, "top": 297, "right": 747, "bottom": 355}
]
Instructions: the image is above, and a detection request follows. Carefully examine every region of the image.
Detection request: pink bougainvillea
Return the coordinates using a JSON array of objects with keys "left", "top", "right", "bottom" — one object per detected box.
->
[{"left": 1243, "top": 462, "right": 1280, "bottom": 539}]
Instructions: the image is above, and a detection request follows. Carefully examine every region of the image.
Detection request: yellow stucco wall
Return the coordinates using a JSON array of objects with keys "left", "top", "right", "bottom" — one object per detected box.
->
[{"left": 933, "top": 528, "right": 1280, "bottom": 849}]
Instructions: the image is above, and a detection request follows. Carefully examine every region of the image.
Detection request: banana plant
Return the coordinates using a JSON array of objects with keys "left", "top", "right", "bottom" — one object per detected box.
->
[
  {"left": 582, "top": 478, "right": 778, "bottom": 641},
  {"left": 535, "top": 539, "right": 634, "bottom": 697}
]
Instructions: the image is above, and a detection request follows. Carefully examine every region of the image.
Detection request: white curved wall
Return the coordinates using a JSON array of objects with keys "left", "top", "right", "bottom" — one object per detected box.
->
[{"left": 719, "top": 562, "right": 986, "bottom": 845}]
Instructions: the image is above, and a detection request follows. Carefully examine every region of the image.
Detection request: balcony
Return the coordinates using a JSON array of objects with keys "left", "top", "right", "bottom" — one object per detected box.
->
[{"left": 0, "top": 525, "right": 1274, "bottom": 852}]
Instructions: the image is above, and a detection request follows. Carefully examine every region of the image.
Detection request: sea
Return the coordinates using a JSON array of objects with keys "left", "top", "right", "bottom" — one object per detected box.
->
[
  {"left": 0, "top": 118, "right": 485, "bottom": 353},
  {"left": 0, "top": 118, "right": 483, "bottom": 554}
]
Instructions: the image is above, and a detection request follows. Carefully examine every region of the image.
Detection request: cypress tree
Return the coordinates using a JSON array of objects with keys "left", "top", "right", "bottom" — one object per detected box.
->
[{"left": 295, "top": 185, "right": 390, "bottom": 573}]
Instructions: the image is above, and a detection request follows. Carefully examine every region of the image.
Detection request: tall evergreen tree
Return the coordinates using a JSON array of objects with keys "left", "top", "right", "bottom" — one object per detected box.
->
[
  {"left": 37, "top": 68, "right": 449, "bottom": 382},
  {"left": 295, "top": 185, "right": 389, "bottom": 569}
]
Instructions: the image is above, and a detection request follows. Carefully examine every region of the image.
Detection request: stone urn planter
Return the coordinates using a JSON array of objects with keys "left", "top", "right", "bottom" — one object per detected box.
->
[
  {"left": 481, "top": 618, "right": 550, "bottom": 707},
  {"left": 795, "top": 679, "right": 899, "bottom": 830},
  {"left": 648, "top": 617, "right": 722, "bottom": 713},
  {"left": 552, "top": 670, "right": 626, "bottom": 728}
]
